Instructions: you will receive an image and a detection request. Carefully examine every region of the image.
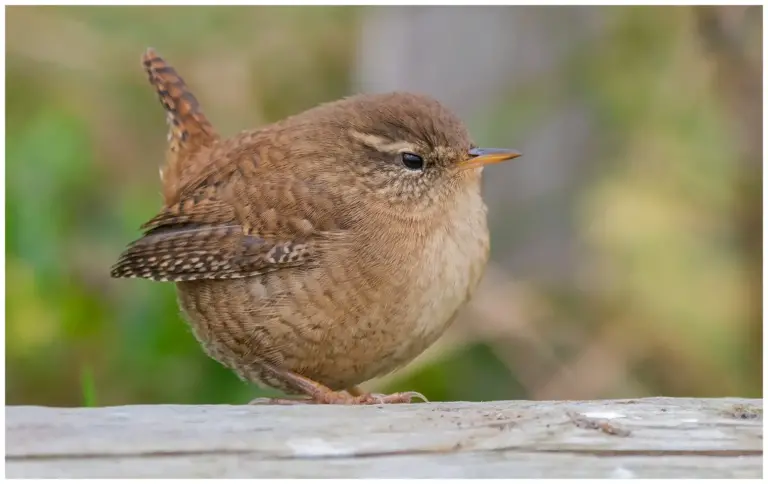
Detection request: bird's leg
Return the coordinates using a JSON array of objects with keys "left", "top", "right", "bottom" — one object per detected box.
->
[{"left": 249, "top": 364, "right": 427, "bottom": 405}]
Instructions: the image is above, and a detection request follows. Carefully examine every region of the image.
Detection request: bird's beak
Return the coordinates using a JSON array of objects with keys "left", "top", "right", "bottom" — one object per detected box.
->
[{"left": 458, "top": 148, "right": 522, "bottom": 171}]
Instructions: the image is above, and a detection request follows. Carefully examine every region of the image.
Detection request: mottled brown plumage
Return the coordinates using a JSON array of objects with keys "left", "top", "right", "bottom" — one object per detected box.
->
[{"left": 111, "top": 48, "right": 521, "bottom": 405}]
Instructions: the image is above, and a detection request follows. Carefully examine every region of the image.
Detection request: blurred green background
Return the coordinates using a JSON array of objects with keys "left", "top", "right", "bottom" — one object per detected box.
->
[{"left": 6, "top": 6, "right": 762, "bottom": 406}]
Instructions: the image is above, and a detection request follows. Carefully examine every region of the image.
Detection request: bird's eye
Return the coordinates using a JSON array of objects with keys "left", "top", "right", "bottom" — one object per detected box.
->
[{"left": 401, "top": 152, "right": 424, "bottom": 171}]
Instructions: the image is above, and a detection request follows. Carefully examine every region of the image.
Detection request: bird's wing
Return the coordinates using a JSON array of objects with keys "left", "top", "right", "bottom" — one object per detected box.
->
[{"left": 110, "top": 163, "right": 344, "bottom": 282}]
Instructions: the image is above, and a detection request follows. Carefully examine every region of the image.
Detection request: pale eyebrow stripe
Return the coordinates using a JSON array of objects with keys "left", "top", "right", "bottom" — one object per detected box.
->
[{"left": 349, "top": 129, "right": 419, "bottom": 154}]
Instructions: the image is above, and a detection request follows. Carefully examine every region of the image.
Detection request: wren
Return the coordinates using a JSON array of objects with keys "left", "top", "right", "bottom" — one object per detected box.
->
[{"left": 111, "top": 48, "right": 521, "bottom": 405}]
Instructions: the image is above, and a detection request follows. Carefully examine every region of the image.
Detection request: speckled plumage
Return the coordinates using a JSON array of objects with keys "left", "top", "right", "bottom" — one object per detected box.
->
[{"left": 111, "top": 48, "right": 519, "bottom": 405}]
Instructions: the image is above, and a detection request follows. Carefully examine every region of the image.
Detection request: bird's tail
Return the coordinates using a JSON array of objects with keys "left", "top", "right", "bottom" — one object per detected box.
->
[{"left": 141, "top": 48, "right": 218, "bottom": 204}]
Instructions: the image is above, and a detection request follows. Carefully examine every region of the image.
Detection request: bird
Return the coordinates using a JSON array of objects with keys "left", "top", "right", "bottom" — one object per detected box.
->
[{"left": 110, "top": 48, "right": 521, "bottom": 405}]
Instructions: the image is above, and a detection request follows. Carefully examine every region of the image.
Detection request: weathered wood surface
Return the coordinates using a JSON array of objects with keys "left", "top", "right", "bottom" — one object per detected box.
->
[{"left": 6, "top": 397, "right": 762, "bottom": 478}]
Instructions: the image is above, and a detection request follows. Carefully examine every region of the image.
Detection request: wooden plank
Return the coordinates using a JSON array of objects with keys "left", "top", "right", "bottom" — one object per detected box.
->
[{"left": 5, "top": 397, "right": 762, "bottom": 478}]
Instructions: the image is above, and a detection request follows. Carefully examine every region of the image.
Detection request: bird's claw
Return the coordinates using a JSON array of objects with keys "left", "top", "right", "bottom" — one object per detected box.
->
[
  {"left": 359, "top": 391, "right": 428, "bottom": 404},
  {"left": 249, "top": 390, "right": 428, "bottom": 405}
]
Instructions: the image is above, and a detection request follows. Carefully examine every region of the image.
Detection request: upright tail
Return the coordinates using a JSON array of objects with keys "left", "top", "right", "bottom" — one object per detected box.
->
[{"left": 142, "top": 48, "right": 218, "bottom": 204}]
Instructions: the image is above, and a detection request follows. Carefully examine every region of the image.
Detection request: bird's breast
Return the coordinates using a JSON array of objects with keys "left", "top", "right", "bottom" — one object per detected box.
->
[{"left": 390, "top": 186, "right": 490, "bottom": 358}]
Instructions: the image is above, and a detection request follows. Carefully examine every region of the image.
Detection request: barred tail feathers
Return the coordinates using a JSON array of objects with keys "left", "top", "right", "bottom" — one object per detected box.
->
[{"left": 142, "top": 48, "right": 218, "bottom": 204}]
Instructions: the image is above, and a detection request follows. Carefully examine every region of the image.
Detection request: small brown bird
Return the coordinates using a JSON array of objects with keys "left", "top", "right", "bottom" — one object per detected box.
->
[{"left": 111, "top": 48, "right": 521, "bottom": 405}]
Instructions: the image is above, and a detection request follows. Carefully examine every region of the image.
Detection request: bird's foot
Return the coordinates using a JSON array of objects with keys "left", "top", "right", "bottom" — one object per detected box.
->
[
  {"left": 309, "top": 389, "right": 427, "bottom": 405},
  {"left": 249, "top": 390, "right": 427, "bottom": 405},
  {"left": 344, "top": 391, "right": 428, "bottom": 405},
  {"left": 249, "top": 363, "right": 428, "bottom": 405}
]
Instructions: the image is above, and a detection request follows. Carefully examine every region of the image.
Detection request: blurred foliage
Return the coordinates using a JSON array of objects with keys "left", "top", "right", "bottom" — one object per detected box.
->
[{"left": 6, "top": 6, "right": 761, "bottom": 406}]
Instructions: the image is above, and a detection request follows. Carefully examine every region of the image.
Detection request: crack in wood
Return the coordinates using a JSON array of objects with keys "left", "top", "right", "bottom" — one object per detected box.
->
[
  {"left": 537, "top": 449, "right": 764, "bottom": 457},
  {"left": 7, "top": 446, "right": 763, "bottom": 463}
]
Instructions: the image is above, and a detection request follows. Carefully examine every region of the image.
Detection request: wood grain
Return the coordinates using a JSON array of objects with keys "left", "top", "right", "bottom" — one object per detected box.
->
[{"left": 6, "top": 397, "right": 762, "bottom": 478}]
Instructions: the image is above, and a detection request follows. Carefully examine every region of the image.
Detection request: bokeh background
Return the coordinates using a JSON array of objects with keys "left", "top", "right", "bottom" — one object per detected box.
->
[{"left": 6, "top": 5, "right": 762, "bottom": 406}]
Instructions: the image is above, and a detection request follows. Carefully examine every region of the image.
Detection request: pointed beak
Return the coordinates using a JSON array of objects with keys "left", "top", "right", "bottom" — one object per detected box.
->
[{"left": 457, "top": 148, "right": 522, "bottom": 171}]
